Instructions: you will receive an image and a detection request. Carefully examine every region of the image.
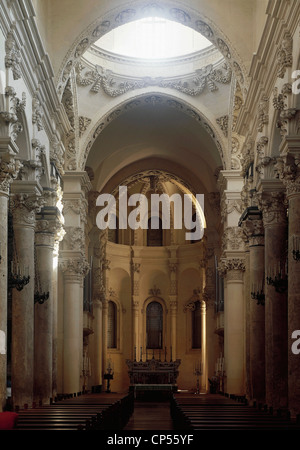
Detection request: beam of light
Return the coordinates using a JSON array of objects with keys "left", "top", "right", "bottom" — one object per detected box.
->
[{"left": 96, "top": 17, "right": 211, "bottom": 60}]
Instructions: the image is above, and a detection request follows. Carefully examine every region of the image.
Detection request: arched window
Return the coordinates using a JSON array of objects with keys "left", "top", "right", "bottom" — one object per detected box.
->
[
  {"left": 146, "top": 301, "right": 163, "bottom": 349},
  {"left": 192, "top": 301, "right": 202, "bottom": 348},
  {"left": 147, "top": 216, "right": 163, "bottom": 246},
  {"left": 107, "top": 301, "right": 117, "bottom": 348}
]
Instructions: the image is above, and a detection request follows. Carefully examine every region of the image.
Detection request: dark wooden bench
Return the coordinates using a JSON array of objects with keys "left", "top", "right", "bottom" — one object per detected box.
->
[
  {"left": 15, "top": 392, "right": 134, "bottom": 431},
  {"left": 171, "top": 393, "right": 299, "bottom": 431}
]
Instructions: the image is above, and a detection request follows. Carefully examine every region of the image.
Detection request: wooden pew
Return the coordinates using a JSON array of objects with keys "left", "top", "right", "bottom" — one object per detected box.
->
[
  {"left": 171, "top": 393, "right": 299, "bottom": 431},
  {"left": 15, "top": 392, "right": 134, "bottom": 431}
]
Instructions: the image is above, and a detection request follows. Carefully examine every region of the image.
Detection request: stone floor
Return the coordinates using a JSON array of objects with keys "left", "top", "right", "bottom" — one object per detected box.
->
[{"left": 123, "top": 401, "right": 174, "bottom": 430}]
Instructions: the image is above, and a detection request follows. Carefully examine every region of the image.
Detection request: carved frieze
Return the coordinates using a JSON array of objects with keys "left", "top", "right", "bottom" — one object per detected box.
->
[{"left": 76, "top": 62, "right": 232, "bottom": 97}]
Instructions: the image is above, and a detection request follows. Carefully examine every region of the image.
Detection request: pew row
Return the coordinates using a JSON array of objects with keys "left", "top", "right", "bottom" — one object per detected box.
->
[
  {"left": 14, "top": 392, "right": 134, "bottom": 431},
  {"left": 171, "top": 393, "right": 300, "bottom": 431}
]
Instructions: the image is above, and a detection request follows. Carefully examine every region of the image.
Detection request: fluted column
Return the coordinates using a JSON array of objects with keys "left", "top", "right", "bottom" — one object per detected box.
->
[
  {"left": 10, "top": 188, "right": 43, "bottom": 409},
  {"left": 260, "top": 190, "right": 288, "bottom": 410},
  {"left": 219, "top": 258, "right": 245, "bottom": 395},
  {"left": 0, "top": 152, "right": 21, "bottom": 411}
]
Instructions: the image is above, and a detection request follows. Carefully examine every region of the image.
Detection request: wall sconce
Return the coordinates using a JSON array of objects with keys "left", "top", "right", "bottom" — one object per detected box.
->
[
  {"left": 292, "top": 235, "right": 300, "bottom": 262},
  {"left": 9, "top": 262, "right": 30, "bottom": 291},
  {"left": 266, "top": 263, "right": 288, "bottom": 294},
  {"left": 251, "top": 287, "right": 265, "bottom": 306}
]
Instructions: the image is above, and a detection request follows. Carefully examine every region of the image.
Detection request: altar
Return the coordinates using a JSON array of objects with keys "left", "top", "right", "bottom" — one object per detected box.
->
[{"left": 126, "top": 357, "right": 181, "bottom": 400}]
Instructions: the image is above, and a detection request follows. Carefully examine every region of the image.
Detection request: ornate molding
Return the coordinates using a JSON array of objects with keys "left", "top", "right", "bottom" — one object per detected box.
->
[
  {"left": 222, "top": 226, "right": 245, "bottom": 253},
  {"left": 79, "top": 116, "right": 92, "bottom": 137},
  {"left": 62, "top": 198, "right": 88, "bottom": 224},
  {"left": 60, "top": 257, "right": 90, "bottom": 279},
  {"left": 56, "top": 4, "right": 246, "bottom": 99},
  {"left": 0, "top": 155, "right": 22, "bottom": 193},
  {"left": 260, "top": 191, "right": 287, "bottom": 227},
  {"left": 63, "top": 226, "right": 85, "bottom": 252},
  {"left": 218, "top": 257, "right": 245, "bottom": 277},
  {"left": 32, "top": 96, "right": 44, "bottom": 131},
  {"left": 76, "top": 61, "right": 232, "bottom": 98},
  {"left": 216, "top": 115, "right": 228, "bottom": 137},
  {"left": 10, "top": 193, "right": 44, "bottom": 227},
  {"left": 276, "top": 31, "right": 293, "bottom": 79},
  {"left": 5, "top": 32, "right": 21, "bottom": 80},
  {"left": 257, "top": 95, "right": 269, "bottom": 132}
]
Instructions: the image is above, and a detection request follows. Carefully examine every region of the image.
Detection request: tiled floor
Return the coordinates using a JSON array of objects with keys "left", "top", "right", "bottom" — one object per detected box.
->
[{"left": 123, "top": 401, "right": 174, "bottom": 430}]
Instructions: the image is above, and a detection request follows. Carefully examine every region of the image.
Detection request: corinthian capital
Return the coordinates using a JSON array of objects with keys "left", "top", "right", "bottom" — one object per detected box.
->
[
  {"left": 60, "top": 257, "right": 90, "bottom": 279},
  {"left": 0, "top": 155, "right": 22, "bottom": 193},
  {"left": 260, "top": 191, "right": 287, "bottom": 227},
  {"left": 10, "top": 192, "right": 44, "bottom": 227},
  {"left": 218, "top": 257, "right": 245, "bottom": 278}
]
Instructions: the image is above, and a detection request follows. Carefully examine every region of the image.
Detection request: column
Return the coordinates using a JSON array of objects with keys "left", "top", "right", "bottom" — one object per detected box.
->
[
  {"left": 34, "top": 208, "right": 61, "bottom": 405},
  {"left": 247, "top": 212, "right": 265, "bottom": 404},
  {"left": 200, "top": 300, "right": 207, "bottom": 393},
  {"left": 93, "top": 297, "right": 103, "bottom": 386},
  {"left": 59, "top": 171, "right": 91, "bottom": 395},
  {"left": 169, "top": 257, "right": 178, "bottom": 360},
  {"left": 261, "top": 189, "right": 288, "bottom": 410},
  {"left": 131, "top": 255, "right": 141, "bottom": 358},
  {"left": 10, "top": 186, "right": 43, "bottom": 409},
  {"left": 0, "top": 152, "right": 21, "bottom": 411},
  {"left": 102, "top": 299, "right": 108, "bottom": 374},
  {"left": 219, "top": 258, "right": 245, "bottom": 395},
  {"left": 277, "top": 141, "right": 300, "bottom": 417},
  {"left": 218, "top": 170, "right": 245, "bottom": 395},
  {"left": 60, "top": 258, "right": 89, "bottom": 394}
]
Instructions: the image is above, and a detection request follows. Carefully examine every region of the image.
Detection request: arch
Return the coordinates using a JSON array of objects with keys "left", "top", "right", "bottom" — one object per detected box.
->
[
  {"left": 56, "top": 0, "right": 248, "bottom": 100},
  {"left": 80, "top": 92, "right": 226, "bottom": 172}
]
